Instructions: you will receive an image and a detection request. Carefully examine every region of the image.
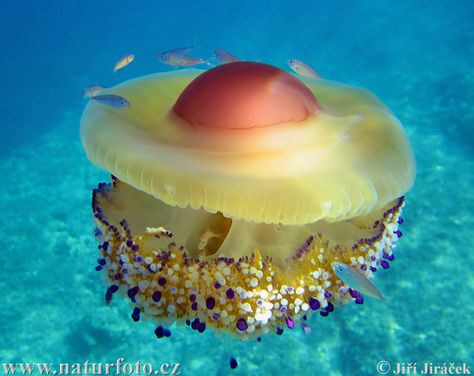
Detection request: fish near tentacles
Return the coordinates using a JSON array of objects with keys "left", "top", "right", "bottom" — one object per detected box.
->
[{"left": 331, "top": 261, "right": 384, "bottom": 300}]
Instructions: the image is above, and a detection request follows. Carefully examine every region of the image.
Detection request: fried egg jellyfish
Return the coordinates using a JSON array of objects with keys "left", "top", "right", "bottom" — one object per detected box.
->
[{"left": 81, "top": 62, "right": 415, "bottom": 341}]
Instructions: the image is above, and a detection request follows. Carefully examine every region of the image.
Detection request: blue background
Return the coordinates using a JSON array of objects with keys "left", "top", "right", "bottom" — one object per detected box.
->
[{"left": 0, "top": 0, "right": 472, "bottom": 375}]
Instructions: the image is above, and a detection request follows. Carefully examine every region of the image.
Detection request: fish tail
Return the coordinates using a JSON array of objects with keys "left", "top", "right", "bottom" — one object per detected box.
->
[{"left": 369, "top": 285, "right": 385, "bottom": 301}]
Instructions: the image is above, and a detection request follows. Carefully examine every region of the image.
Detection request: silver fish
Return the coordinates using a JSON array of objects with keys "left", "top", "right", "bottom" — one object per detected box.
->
[
  {"left": 287, "top": 58, "right": 320, "bottom": 78},
  {"left": 157, "top": 51, "right": 208, "bottom": 67},
  {"left": 331, "top": 262, "right": 384, "bottom": 300},
  {"left": 301, "top": 322, "right": 312, "bottom": 335},
  {"left": 214, "top": 49, "right": 240, "bottom": 64},
  {"left": 113, "top": 54, "right": 134, "bottom": 72},
  {"left": 83, "top": 85, "right": 105, "bottom": 98},
  {"left": 91, "top": 94, "right": 130, "bottom": 108}
]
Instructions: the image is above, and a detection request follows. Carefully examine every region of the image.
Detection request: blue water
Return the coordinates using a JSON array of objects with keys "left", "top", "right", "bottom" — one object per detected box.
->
[{"left": 0, "top": 0, "right": 473, "bottom": 375}]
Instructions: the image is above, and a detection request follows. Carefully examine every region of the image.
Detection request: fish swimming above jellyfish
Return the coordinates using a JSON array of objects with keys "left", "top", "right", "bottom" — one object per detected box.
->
[
  {"left": 80, "top": 60, "right": 415, "bottom": 367},
  {"left": 287, "top": 58, "right": 320, "bottom": 78},
  {"left": 156, "top": 48, "right": 209, "bottom": 66},
  {"left": 113, "top": 54, "right": 134, "bottom": 72},
  {"left": 214, "top": 49, "right": 240, "bottom": 64},
  {"left": 83, "top": 85, "right": 105, "bottom": 98}
]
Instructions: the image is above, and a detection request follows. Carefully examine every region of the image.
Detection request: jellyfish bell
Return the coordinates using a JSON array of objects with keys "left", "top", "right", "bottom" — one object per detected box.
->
[{"left": 81, "top": 61, "right": 415, "bottom": 339}]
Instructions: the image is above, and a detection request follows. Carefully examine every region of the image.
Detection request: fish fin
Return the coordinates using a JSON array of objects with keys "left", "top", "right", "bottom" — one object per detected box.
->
[{"left": 369, "top": 284, "right": 385, "bottom": 301}]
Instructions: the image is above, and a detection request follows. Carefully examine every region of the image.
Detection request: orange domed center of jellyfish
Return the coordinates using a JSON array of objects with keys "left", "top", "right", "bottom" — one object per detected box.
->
[{"left": 173, "top": 61, "right": 320, "bottom": 128}]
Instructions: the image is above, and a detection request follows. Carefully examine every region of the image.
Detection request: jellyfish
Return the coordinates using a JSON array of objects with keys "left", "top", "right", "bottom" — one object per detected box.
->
[{"left": 81, "top": 62, "right": 415, "bottom": 340}]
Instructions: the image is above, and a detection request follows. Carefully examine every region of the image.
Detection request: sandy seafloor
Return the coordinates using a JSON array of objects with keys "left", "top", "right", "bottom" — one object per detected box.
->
[{"left": 0, "top": 1, "right": 473, "bottom": 375}]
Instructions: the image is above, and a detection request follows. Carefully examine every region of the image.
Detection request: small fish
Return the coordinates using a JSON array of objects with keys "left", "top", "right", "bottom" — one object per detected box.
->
[
  {"left": 157, "top": 50, "right": 208, "bottom": 67},
  {"left": 214, "top": 49, "right": 240, "bottom": 64},
  {"left": 83, "top": 85, "right": 105, "bottom": 98},
  {"left": 91, "top": 94, "right": 130, "bottom": 108},
  {"left": 113, "top": 54, "right": 134, "bottom": 72},
  {"left": 105, "top": 288, "right": 113, "bottom": 305},
  {"left": 331, "top": 262, "right": 384, "bottom": 300},
  {"left": 301, "top": 322, "right": 312, "bottom": 335},
  {"left": 287, "top": 58, "right": 321, "bottom": 78}
]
